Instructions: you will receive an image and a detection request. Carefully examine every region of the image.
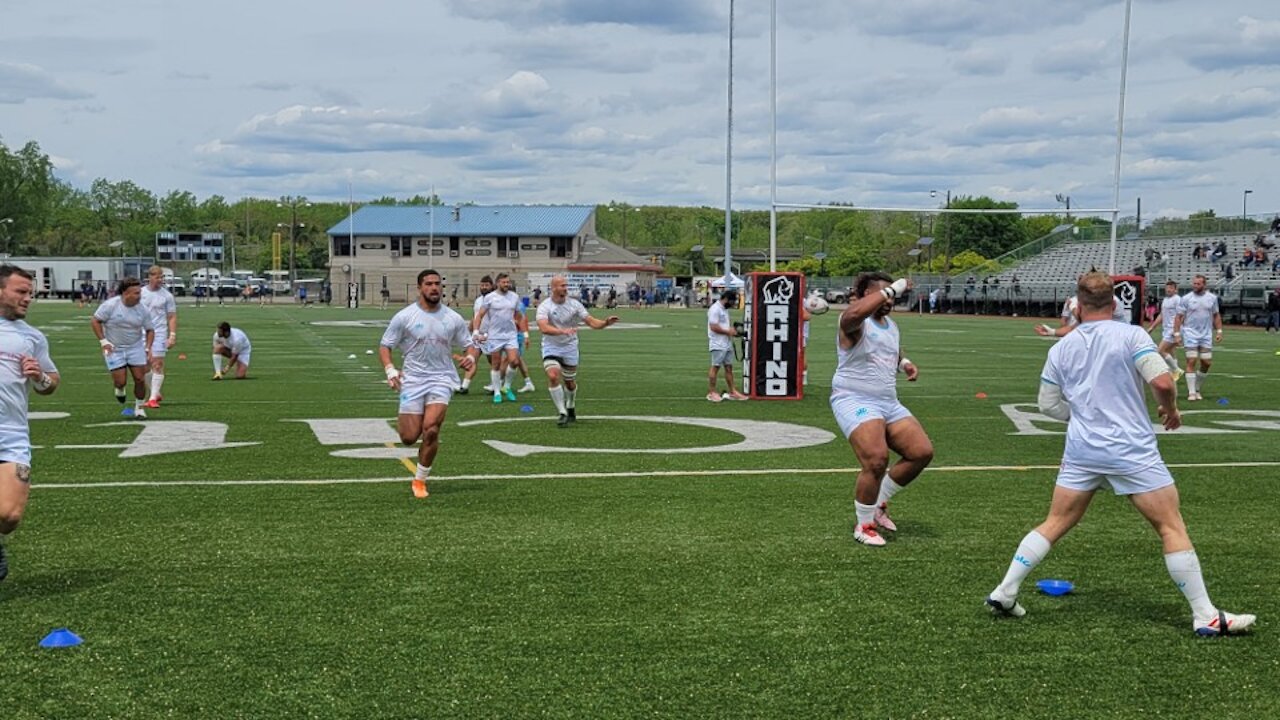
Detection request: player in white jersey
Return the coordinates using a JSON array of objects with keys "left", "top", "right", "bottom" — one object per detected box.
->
[
  {"left": 1143, "top": 280, "right": 1185, "bottom": 382},
  {"left": 472, "top": 273, "right": 524, "bottom": 404},
  {"left": 537, "top": 275, "right": 619, "bottom": 427},
  {"left": 1173, "top": 274, "right": 1222, "bottom": 402},
  {"left": 987, "top": 272, "right": 1254, "bottom": 636},
  {"left": 458, "top": 275, "right": 494, "bottom": 394},
  {"left": 0, "top": 265, "right": 60, "bottom": 583},
  {"left": 512, "top": 303, "right": 536, "bottom": 393},
  {"left": 140, "top": 265, "right": 178, "bottom": 408},
  {"left": 380, "top": 269, "right": 479, "bottom": 499},
  {"left": 831, "top": 272, "right": 934, "bottom": 547},
  {"left": 1035, "top": 289, "right": 1130, "bottom": 337},
  {"left": 212, "top": 323, "right": 252, "bottom": 379},
  {"left": 706, "top": 290, "right": 749, "bottom": 402},
  {"left": 91, "top": 278, "right": 155, "bottom": 418}
]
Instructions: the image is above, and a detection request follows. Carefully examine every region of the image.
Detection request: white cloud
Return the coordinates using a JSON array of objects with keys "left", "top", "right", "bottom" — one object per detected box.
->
[{"left": 0, "top": 62, "right": 91, "bottom": 104}]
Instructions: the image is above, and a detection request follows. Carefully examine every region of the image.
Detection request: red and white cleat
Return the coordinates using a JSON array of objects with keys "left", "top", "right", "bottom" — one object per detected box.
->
[
  {"left": 853, "top": 522, "right": 886, "bottom": 547},
  {"left": 1194, "top": 610, "right": 1255, "bottom": 637},
  {"left": 411, "top": 479, "right": 429, "bottom": 499},
  {"left": 874, "top": 503, "right": 897, "bottom": 532}
]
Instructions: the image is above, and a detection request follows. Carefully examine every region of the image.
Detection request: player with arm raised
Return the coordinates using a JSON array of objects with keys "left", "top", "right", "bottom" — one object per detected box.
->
[
  {"left": 831, "top": 272, "right": 934, "bottom": 547},
  {"left": 90, "top": 278, "right": 154, "bottom": 418},
  {"left": 380, "top": 269, "right": 480, "bottom": 499},
  {"left": 987, "top": 272, "right": 1253, "bottom": 636},
  {"left": 537, "top": 275, "right": 619, "bottom": 427},
  {"left": 1144, "top": 280, "right": 1185, "bottom": 382},
  {"left": 1172, "top": 274, "right": 1222, "bottom": 402},
  {"left": 471, "top": 273, "right": 523, "bottom": 404}
]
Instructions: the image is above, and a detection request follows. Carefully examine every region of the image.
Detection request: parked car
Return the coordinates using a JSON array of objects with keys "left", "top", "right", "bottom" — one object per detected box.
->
[
  {"left": 167, "top": 278, "right": 187, "bottom": 296},
  {"left": 215, "top": 280, "right": 242, "bottom": 298},
  {"left": 824, "top": 287, "right": 852, "bottom": 304}
]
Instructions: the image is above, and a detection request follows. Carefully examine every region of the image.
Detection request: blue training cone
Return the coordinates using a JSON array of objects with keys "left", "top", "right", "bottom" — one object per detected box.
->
[
  {"left": 39, "top": 628, "right": 83, "bottom": 648},
  {"left": 1217, "top": 397, "right": 1229, "bottom": 405},
  {"left": 520, "top": 404, "right": 534, "bottom": 413}
]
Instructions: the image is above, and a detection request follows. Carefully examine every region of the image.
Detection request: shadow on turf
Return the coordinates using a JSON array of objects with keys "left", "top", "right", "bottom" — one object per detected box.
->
[{"left": 0, "top": 569, "right": 120, "bottom": 602}]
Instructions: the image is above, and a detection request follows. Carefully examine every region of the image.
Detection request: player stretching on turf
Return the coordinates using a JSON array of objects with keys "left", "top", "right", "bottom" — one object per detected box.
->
[
  {"left": 987, "top": 272, "right": 1253, "bottom": 636},
  {"left": 212, "top": 322, "right": 252, "bottom": 379},
  {"left": 140, "top": 265, "right": 177, "bottom": 408},
  {"left": 380, "top": 269, "right": 479, "bottom": 498},
  {"left": 91, "top": 278, "right": 154, "bottom": 418},
  {"left": 832, "top": 272, "right": 933, "bottom": 547},
  {"left": 1173, "top": 274, "right": 1222, "bottom": 402},
  {"left": 0, "top": 265, "right": 60, "bottom": 583},
  {"left": 1144, "top": 280, "right": 1185, "bottom": 382},
  {"left": 472, "top": 273, "right": 523, "bottom": 404},
  {"left": 537, "top": 275, "right": 619, "bottom": 427}
]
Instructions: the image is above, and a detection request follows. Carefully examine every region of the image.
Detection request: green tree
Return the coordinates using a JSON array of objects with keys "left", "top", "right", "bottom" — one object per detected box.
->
[
  {"left": 0, "top": 138, "right": 60, "bottom": 252},
  {"left": 937, "top": 196, "right": 1027, "bottom": 259}
]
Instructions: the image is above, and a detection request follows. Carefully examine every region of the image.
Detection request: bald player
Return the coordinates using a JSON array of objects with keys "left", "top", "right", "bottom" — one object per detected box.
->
[{"left": 536, "top": 275, "right": 619, "bottom": 427}]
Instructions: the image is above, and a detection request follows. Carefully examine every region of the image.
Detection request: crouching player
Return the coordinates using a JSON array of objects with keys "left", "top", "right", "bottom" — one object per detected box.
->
[
  {"left": 380, "top": 269, "right": 480, "bottom": 499},
  {"left": 831, "top": 272, "right": 934, "bottom": 547}
]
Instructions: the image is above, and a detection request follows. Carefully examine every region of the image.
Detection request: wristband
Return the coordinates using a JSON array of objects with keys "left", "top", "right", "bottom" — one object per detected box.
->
[
  {"left": 99, "top": 338, "right": 111, "bottom": 347},
  {"left": 898, "top": 358, "right": 912, "bottom": 373},
  {"left": 33, "top": 373, "right": 52, "bottom": 391},
  {"left": 881, "top": 278, "right": 908, "bottom": 301},
  {"left": 385, "top": 366, "right": 400, "bottom": 381}
]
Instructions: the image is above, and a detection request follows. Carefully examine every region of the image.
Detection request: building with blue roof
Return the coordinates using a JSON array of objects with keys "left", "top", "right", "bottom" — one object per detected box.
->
[{"left": 326, "top": 204, "right": 660, "bottom": 304}]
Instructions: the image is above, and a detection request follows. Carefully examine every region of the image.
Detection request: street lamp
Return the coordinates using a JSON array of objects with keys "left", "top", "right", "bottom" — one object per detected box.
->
[
  {"left": 1243, "top": 189, "right": 1253, "bottom": 227},
  {"left": 608, "top": 205, "right": 641, "bottom": 248},
  {"left": 276, "top": 196, "right": 311, "bottom": 284},
  {"left": 1055, "top": 193, "right": 1072, "bottom": 222}
]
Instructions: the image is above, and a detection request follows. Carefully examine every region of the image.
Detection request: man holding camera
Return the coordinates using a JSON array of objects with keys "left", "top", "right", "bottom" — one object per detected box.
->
[{"left": 707, "top": 290, "right": 748, "bottom": 402}]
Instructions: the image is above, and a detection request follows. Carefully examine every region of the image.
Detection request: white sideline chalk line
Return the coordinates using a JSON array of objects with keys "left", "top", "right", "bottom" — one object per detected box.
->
[{"left": 33, "top": 460, "right": 1280, "bottom": 490}]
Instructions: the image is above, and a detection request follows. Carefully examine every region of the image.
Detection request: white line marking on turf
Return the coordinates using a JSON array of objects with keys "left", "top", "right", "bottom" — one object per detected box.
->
[{"left": 33, "top": 461, "right": 1280, "bottom": 490}]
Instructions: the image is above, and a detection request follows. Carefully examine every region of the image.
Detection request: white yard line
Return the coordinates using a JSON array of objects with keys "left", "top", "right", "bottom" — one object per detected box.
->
[{"left": 33, "top": 460, "right": 1280, "bottom": 490}]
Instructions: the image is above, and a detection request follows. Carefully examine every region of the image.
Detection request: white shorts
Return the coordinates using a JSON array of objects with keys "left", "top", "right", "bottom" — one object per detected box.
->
[
  {"left": 484, "top": 336, "right": 518, "bottom": 354},
  {"left": 104, "top": 342, "right": 147, "bottom": 371},
  {"left": 398, "top": 379, "right": 454, "bottom": 414},
  {"left": 1182, "top": 331, "right": 1212, "bottom": 352},
  {"left": 542, "top": 351, "right": 580, "bottom": 368},
  {"left": 1160, "top": 330, "right": 1178, "bottom": 346},
  {"left": 831, "top": 393, "right": 913, "bottom": 438},
  {"left": 151, "top": 331, "right": 169, "bottom": 357},
  {"left": 1055, "top": 461, "right": 1175, "bottom": 496},
  {"left": 710, "top": 348, "right": 734, "bottom": 367}
]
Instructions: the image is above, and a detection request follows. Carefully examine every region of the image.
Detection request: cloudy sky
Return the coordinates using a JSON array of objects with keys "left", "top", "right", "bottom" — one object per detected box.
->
[{"left": 4, "top": 0, "right": 1279, "bottom": 220}]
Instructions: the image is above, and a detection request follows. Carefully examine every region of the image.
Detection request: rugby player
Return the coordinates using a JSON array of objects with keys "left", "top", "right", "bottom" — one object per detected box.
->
[
  {"left": 458, "top": 275, "right": 494, "bottom": 394},
  {"left": 91, "top": 278, "right": 154, "bottom": 418},
  {"left": 1144, "top": 280, "right": 1185, "bottom": 381},
  {"left": 536, "top": 275, "right": 619, "bottom": 427},
  {"left": 1173, "top": 274, "right": 1222, "bottom": 402},
  {"left": 140, "top": 266, "right": 178, "bottom": 408},
  {"left": 212, "top": 322, "right": 252, "bottom": 380},
  {"left": 472, "top": 273, "right": 523, "bottom": 404}
]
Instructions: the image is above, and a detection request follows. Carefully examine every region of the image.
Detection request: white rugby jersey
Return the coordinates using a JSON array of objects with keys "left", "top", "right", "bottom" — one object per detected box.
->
[
  {"left": 0, "top": 318, "right": 57, "bottom": 466},
  {"left": 1062, "top": 295, "right": 1130, "bottom": 326},
  {"left": 479, "top": 290, "right": 521, "bottom": 340},
  {"left": 93, "top": 295, "right": 152, "bottom": 348},
  {"left": 831, "top": 317, "right": 899, "bottom": 401},
  {"left": 471, "top": 295, "right": 490, "bottom": 334},
  {"left": 536, "top": 297, "right": 590, "bottom": 358},
  {"left": 140, "top": 285, "right": 176, "bottom": 335},
  {"left": 707, "top": 303, "right": 732, "bottom": 351},
  {"left": 1041, "top": 320, "right": 1163, "bottom": 474},
  {"left": 1160, "top": 295, "right": 1182, "bottom": 334},
  {"left": 381, "top": 302, "right": 473, "bottom": 385},
  {"left": 212, "top": 327, "right": 251, "bottom": 355},
  {"left": 1178, "top": 291, "right": 1219, "bottom": 335}
]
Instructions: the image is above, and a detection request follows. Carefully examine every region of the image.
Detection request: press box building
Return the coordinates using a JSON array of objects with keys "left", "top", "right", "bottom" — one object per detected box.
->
[{"left": 325, "top": 204, "right": 661, "bottom": 303}]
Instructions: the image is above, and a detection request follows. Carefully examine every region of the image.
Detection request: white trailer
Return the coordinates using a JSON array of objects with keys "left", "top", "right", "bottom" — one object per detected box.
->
[{"left": 4, "top": 256, "right": 118, "bottom": 299}]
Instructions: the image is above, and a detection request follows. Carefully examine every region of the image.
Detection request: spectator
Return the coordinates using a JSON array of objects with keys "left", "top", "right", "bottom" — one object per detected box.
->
[
  {"left": 1271, "top": 215, "right": 1280, "bottom": 233},
  {"left": 608, "top": 286, "right": 618, "bottom": 308},
  {"left": 1192, "top": 244, "right": 1203, "bottom": 260},
  {"left": 591, "top": 286, "right": 601, "bottom": 307},
  {"left": 1260, "top": 234, "right": 1277, "bottom": 250},
  {"left": 1243, "top": 247, "right": 1255, "bottom": 268},
  {"left": 322, "top": 280, "right": 332, "bottom": 305},
  {"left": 1012, "top": 274, "right": 1022, "bottom": 294},
  {"left": 1211, "top": 241, "right": 1228, "bottom": 262},
  {"left": 1223, "top": 263, "right": 1234, "bottom": 280},
  {"left": 297, "top": 284, "right": 308, "bottom": 306},
  {"left": 1273, "top": 255, "right": 1280, "bottom": 273},
  {"left": 532, "top": 286, "right": 542, "bottom": 303},
  {"left": 1268, "top": 288, "right": 1280, "bottom": 333},
  {"left": 1258, "top": 248, "right": 1269, "bottom": 267}
]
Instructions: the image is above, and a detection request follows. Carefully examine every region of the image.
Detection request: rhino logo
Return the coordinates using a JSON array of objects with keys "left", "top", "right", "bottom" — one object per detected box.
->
[{"left": 761, "top": 276, "right": 794, "bottom": 305}]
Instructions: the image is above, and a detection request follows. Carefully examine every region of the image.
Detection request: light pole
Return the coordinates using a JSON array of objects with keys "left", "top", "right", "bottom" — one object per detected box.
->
[
  {"left": 1055, "top": 193, "right": 1072, "bottom": 222},
  {"left": 609, "top": 205, "right": 641, "bottom": 248},
  {"left": 1243, "top": 189, "right": 1253, "bottom": 229},
  {"left": 276, "top": 196, "right": 311, "bottom": 284}
]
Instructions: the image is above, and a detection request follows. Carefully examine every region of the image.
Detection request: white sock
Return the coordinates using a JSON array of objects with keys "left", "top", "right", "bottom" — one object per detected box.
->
[
  {"left": 565, "top": 387, "right": 576, "bottom": 409},
  {"left": 549, "top": 385, "right": 567, "bottom": 414},
  {"left": 1165, "top": 550, "right": 1216, "bottom": 621},
  {"left": 996, "top": 530, "right": 1052, "bottom": 598},
  {"left": 460, "top": 377, "right": 471, "bottom": 390},
  {"left": 149, "top": 373, "right": 164, "bottom": 401},
  {"left": 854, "top": 501, "right": 876, "bottom": 529},
  {"left": 490, "top": 370, "right": 502, "bottom": 394},
  {"left": 144, "top": 370, "right": 153, "bottom": 391},
  {"left": 504, "top": 368, "right": 514, "bottom": 389},
  {"left": 114, "top": 386, "right": 126, "bottom": 400},
  {"left": 415, "top": 463, "right": 432, "bottom": 481},
  {"left": 876, "top": 474, "right": 904, "bottom": 508},
  {"left": 1162, "top": 354, "right": 1178, "bottom": 372},
  {"left": 1185, "top": 372, "right": 1198, "bottom": 395},
  {"left": 134, "top": 399, "right": 144, "bottom": 411},
  {"left": 1196, "top": 371, "right": 1207, "bottom": 395},
  {"left": 213, "top": 355, "right": 223, "bottom": 374}
]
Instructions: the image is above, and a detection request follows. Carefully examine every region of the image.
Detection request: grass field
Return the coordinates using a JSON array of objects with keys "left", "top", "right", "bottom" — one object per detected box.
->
[{"left": 4, "top": 298, "right": 1279, "bottom": 719}]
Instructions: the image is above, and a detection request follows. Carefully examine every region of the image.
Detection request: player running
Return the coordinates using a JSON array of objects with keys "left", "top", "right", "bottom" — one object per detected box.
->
[
  {"left": 1173, "top": 274, "right": 1222, "bottom": 402},
  {"left": 832, "top": 272, "right": 934, "bottom": 547},
  {"left": 1144, "top": 280, "right": 1184, "bottom": 382},
  {"left": 0, "top": 265, "right": 60, "bottom": 583},
  {"left": 380, "top": 269, "right": 479, "bottom": 499},
  {"left": 472, "top": 273, "right": 523, "bottom": 404},
  {"left": 91, "top": 278, "right": 155, "bottom": 418},
  {"left": 987, "top": 272, "right": 1254, "bottom": 636},
  {"left": 458, "top": 275, "right": 494, "bottom": 394},
  {"left": 140, "top": 266, "right": 178, "bottom": 408},
  {"left": 536, "top": 275, "right": 619, "bottom": 427},
  {"left": 512, "top": 304, "right": 536, "bottom": 394},
  {"left": 212, "top": 322, "right": 252, "bottom": 380}
]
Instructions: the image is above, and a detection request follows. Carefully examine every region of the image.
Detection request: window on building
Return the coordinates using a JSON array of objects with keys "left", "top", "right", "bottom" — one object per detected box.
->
[
  {"left": 449, "top": 237, "right": 459, "bottom": 256},
  {"left": 390, "top": 236, "right": 413, "bottom": 256},
  {"left": 333, "top": 236, "right": 352, "bottom": 257},
  {"left": 550, "top": 237, "right": 574, "bottom": 258}
]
